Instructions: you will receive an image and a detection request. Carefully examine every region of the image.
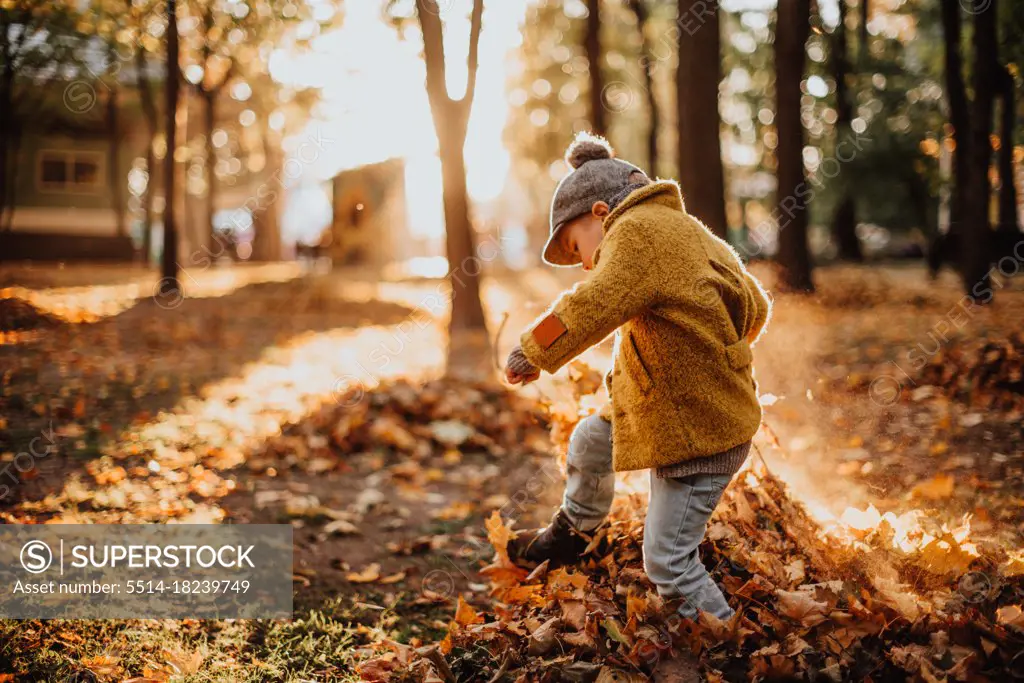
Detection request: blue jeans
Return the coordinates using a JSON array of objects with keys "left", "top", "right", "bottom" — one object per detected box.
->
[{"left": 562, "top": 414, "right": 734, "bottom": 620}]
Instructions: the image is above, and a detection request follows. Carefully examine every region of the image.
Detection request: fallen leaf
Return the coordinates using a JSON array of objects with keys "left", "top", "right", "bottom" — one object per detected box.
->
[
  {"left": 454, "top": 596, "right": 484, "bottom": 626},
  {"left": 486, "top": 510, "right": 515, "bottom": 566},
  {"left": 911, "top": 474, "right": 955, "bottom": 500},
  {"left": 527, "top": 616, "right": 560, "bottom": 655},
  {"left": 346, "top": 563, "right": 382, "bottom": 583},
  {"left": 996, "top": 605, "right": 1024, "bottom": 629},
  {"left": 776, "top": 588, "right": 829, "bottom": 626}
]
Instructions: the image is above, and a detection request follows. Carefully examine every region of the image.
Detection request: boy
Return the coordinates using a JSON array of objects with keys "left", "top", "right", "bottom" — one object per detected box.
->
[{"left": 504, "top": 133, "right": 771, "bottom": 622}]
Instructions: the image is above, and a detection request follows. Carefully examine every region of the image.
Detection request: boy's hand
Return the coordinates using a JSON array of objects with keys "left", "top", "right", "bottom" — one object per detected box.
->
[{"left": 505, "top": 346, "right": 541, "bottom": 385}]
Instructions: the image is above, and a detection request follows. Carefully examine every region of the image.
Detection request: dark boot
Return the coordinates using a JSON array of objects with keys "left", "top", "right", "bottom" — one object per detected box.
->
[{"left": 508, "top": 509, "right": 593, "bottom": 568}]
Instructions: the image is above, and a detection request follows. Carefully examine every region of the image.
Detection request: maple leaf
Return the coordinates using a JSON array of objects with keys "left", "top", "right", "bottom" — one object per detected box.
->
[
  {"left": 498, "top": 584, "right": 545, "bottom": 606},
  {"left": 560, "top": 599, "right": 587, "bottom": 630},
  {"left": 79, "top": 654, "right": 121, "bottom": 680},
  {"left": 912, "top": 534, "right": 976, "bottom": 577},
  {"left": 480, "top": 562, "right": 528, "bottom": 589},
  {"left": 485, "top": 510, "right": 516, "bottom": 566},
  {"left": 453, "top": 596, "right": 484, "bottom": 626},
  {"left": 528, "top": 616, "right": 561, "bottom": 655},
  {"left": 776, "top": 588, "right": 830, "bottom": 627},
  {"left": 871, "top": 578, "right": 922, "bottom": 621}
]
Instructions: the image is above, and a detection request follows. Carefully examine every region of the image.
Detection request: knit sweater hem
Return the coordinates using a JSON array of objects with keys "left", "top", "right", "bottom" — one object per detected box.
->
[{"left": 655, "top": 440, "right": 751, "bottom": 479}]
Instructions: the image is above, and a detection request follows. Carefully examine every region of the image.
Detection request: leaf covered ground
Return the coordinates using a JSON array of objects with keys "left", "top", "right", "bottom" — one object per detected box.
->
[{"left": 1, "top": 263, "right": 1023, "bottom": 682}]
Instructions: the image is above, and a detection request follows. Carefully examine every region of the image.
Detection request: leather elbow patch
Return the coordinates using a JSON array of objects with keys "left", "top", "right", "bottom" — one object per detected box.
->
[{"left": 532, "top": 313, "right": 568, "bottom": 350}]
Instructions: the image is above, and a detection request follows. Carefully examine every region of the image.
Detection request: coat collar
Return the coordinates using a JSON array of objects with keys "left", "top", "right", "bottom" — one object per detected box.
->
[{"left": 602, "top": 180, "right": 685, "bottom": 234}]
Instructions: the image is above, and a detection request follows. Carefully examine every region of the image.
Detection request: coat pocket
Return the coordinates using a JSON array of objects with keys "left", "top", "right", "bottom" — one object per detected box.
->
[
  {"left": 725, "top": 339, "right": 753, "bottom": 369},
  {"left": 622, "top": 332, "right": 654, "bottom": 393}
]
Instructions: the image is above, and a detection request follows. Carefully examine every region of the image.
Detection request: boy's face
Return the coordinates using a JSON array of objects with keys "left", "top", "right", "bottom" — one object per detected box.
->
[{"left": 559, "top": 201, "right": 609, "bottom": 271}]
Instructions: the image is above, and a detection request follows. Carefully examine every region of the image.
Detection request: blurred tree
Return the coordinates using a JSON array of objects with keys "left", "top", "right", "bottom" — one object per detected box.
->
[
  {"left": 829, "top": 0, "right": 862, "bottom": 261},
  {"left": 178, "top": 0, "right": 318, "bottom": 249},
  {"left": 412, "top": 0, "right": 491, "bottom": 375},
  {"left": 774, "top": 0, "right": 814, "bottom": 291},
  {"left": 934, "top": 0, "right": 970, "bottom": 277},
  {"left": 91, "top": 4, "right": 130, "bottom": 240},
  {"left": 584, "top": 0, "right": 606, "bottom": 136},
  {"left": 858, "top": 0, "right": 869, "bottom": 56},
  {"left": 180, "top": 0, "right": 246, "bottom": 249},
  {"left": 83, "top": 0, "right": 167, "bottom": 258},
  {"left": 106, "top": 70, "right": 126, "bottom": 238},
  {"left": 996, "top": 65, "right": 1019, "bottom": 240},
  {"left": 717, "top": 9, "right": 775, "bottom": 252},
  {"left": 964, "top": 0, "right": 996, "bottom": 298},
  {"left": 246, "top": 71, "right": 320, "bottom": 262},
  {"left": 504, "top": 0, "right": 660, "bottom": 251},
  {"left": 995, "top": 2, "right": 1022, "bottom": 244},
  {"left": 135, "top": 28, "right": 160, "bottom": 264},
  {"left": 0, "top": 1, "right": 85, "bottom": 231},
  {"left": 163, "top": 0, "right": 181, "bottom": 290},
  {"left": 677, "top": 0, "right": 727, "bottom": 238},
  {"left": 508, "top": 0, "right": 957, "bottom": 265},
  {"left": 625, "top": 0, "right": 659, "bottom": 174}
]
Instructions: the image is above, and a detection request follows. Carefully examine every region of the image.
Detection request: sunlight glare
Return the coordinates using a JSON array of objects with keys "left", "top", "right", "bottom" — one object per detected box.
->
[{"left": 270, "top": 0, "right": 528, "bottom": 241}]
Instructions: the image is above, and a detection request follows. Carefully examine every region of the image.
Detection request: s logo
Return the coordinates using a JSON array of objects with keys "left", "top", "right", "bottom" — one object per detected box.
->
[{"left": 20, "top": 540, "right": 53, "bottom": 574}]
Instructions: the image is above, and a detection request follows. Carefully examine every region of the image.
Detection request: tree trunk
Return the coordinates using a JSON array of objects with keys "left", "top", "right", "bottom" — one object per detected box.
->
[
  {"left": 963, "top": 0, "right": 996, "bottom": 299},
  {"left": 136, "top": 45, "right": 159, "bottom": 264},
  {"left": 833, "top": 197, "right": 862, "bottom": 259},
  {"left": 2, "top": 124, "right": 20, "bottom": 233},
  {"left": 203, "top": 90, "right": 217, "bottom": 249},
  {"left": 142, "top": 143, "right": 156, "bottom": 262},
  {"left": 438, "top": 121, "right": 486, "bottom": 334},
  {"left": 107, "top": 86, "right": 127, "bottom": 238},
  {"left": 858, "top": 0, "right": 869, "bottom": 59},
  {"left": 415, "top": 0, "right": 491, "bottom": 376},
  {"left": 584, "top": 0, "right": 606, "bottom": 136},
  {"left": 626, "top": 0, "right": 659, "bottom": 174},
  {"left": 829, "top": 0, "right": 862, "bottom": 261},
  {"left": 677, "top": 0, "right": 728, "bottom": 239},
  {"left": 774, "top": 0, "right": 815, "bottom": 292},
  {"left": 997, "top": 65, "right": 1019, "bottom": 239},
  {"left": 0, "top": 128, "right": 7, "bottom": 236},
  {"left": 0, "top": 58, "right": 13, "bottom": 234},
  {"left": 251, "top": 116, "right": 281, "bottom": 261},
  {"left": 252, "top": 203, "right": 281, "bottom": 261},
  {"left": 161, "top": 0, "right": 180, "bottom": 291},
  {"left": 935, "top": 0, "right": 971, "bottom": 276}
]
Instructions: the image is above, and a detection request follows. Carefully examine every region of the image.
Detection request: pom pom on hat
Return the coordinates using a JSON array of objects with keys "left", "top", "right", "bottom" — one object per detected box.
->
[{"left": 565, "top": 131, "right": 614, "bottom": 170}]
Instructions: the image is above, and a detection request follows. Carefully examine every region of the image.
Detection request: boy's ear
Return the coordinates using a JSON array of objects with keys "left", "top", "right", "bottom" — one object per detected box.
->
[{"left": 592, "top": 201, "right": 610, "bottom": 218}]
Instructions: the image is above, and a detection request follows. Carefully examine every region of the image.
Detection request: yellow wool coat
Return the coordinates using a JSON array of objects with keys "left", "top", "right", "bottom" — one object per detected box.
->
[{"left": 520, "top": 181, "right": 772, "bottom": 472}]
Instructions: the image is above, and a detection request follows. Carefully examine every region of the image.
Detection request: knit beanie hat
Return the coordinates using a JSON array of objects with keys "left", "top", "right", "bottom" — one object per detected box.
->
[{"left": 544, "top": 132, "right": 647, "bottom": 267}]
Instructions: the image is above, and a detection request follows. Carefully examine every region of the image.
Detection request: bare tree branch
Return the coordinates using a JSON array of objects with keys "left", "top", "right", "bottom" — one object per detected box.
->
[
  {"left": 414, "top": 0, "right": 449, "bottom": 115},
  {"left": 461, "top": 0, "right": 484, "bottom": 111}
]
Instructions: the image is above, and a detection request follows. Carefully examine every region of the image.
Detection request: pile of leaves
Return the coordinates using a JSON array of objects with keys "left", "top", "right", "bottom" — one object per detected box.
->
[
  {"left": 917, "top": 332, "right": 1024, "bottom": 413},
  {"left": 360, "top": 452, "right": 1024, "bottom": 681},
  {"left": 256, "top": 376, "right": 556, "bottom": 474},
  {"left": 0, "top": 294, "right": 61, "bottom": 333}
]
